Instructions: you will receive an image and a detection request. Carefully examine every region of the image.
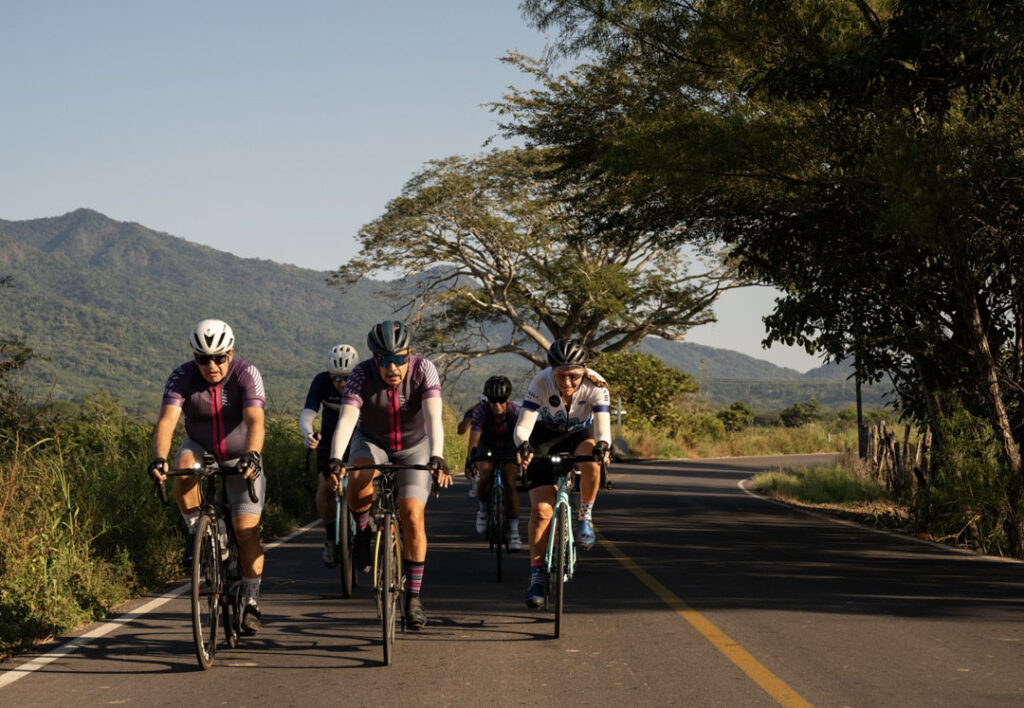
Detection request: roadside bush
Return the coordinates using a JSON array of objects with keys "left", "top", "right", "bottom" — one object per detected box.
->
[
  {"left": 591, "top": 351, "right": 696, "bottom": 433},
  {"left": 751, "top": 462, "right": 888, "bottom": 504},
  {"left": 913, "top": 401, "right": 1013, "bottom": 554},
  {"left": 780, "top": 399, "right": 823, "bottom": 427},
  {"left": 717, "top": 401, "right": 754, "bottom": 432}
]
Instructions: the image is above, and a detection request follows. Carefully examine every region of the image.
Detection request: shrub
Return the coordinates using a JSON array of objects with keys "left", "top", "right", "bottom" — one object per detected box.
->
[
  {"left": 717, "top": 401, "right": 754, "bottom": 432},
  {"left": 780, "top": 399, "right": 823, "bottom": 427}
]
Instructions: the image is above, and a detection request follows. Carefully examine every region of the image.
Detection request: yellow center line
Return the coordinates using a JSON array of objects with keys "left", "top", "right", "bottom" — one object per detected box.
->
[{"left": 596, "top": 530, "right": 813, "bottom": 708}]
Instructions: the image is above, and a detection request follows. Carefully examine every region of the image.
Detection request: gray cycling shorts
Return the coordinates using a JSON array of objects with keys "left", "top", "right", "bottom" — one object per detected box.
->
[
  {"left": 350, "top": 430, "right": 433, "bottom": 504},
  {"left": 176, "top": 437, "right": 267, "bottom": 518}
]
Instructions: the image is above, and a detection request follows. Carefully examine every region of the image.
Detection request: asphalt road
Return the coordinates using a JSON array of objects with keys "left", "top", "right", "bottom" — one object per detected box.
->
[{"left": 4, "top": 454, "right": 1024, "bottom": 707}]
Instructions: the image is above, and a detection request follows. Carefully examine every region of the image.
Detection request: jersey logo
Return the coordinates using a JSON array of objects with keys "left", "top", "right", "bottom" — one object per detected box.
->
[{"left": 548, "top": 395, "right": 561, "bottom": 407}]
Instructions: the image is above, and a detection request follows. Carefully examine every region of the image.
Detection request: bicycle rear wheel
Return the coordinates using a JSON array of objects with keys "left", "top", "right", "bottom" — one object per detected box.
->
[
  {"left": 553, "top": 502, "right": 569, "bottom": 639},
  {"left": 379, "top": 513, "right": 402, "bottom": 666},
  {"left": 337, "top": 496, "right": 353, "bottom": 598},
  {"left": 491, "top": 483, "right": 505, "bottom": 582},
  {"left": 191, "top": 513, "right": 221, "bottom": 669}
]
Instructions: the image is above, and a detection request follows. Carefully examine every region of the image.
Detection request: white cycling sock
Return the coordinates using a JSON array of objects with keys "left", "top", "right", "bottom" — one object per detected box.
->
[
  {"left": 182, "top": 510, "right": 200, "bottom": 532},
  {"left": 241, "top": 576, "right": 261, "bottom": 605},
  {"left": 579, "top": 500, "right": 594, "bottom": 521}
]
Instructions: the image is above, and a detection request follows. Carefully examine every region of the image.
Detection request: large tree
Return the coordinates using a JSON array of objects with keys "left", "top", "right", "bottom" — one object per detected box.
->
[
  {"left": 331, "top": 148, "right": 737, "bottom": 368},
  {"left": 506, "top": 1, "right": 1024, "bottom": 550}
]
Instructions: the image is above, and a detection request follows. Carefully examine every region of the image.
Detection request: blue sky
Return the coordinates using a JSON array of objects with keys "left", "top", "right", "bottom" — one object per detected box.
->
[{"left": 1, "top": 0, "right": 822, "bottom": 372}]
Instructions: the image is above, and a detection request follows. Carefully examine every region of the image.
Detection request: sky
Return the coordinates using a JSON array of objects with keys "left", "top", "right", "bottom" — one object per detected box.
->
[{"left": 1, "top": 0, "right": 823, "bottom": 373}]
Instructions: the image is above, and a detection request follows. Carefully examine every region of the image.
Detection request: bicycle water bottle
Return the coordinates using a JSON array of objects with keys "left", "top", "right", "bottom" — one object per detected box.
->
[{"left": 217, "top": 518, "right": 230, "bottom": 561}]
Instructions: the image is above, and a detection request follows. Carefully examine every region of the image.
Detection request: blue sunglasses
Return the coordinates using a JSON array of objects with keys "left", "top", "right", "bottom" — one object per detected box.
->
[{"left": 376, "top": 353, "right": 409, "bottom": 367}]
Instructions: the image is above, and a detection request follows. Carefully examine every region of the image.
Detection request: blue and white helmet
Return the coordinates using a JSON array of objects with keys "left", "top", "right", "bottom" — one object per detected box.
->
[{"left": 190, "top": 319, "right": 234, "bottom": 355}]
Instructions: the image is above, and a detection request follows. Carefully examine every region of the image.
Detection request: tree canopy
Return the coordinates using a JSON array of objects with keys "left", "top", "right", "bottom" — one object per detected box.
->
[
  {"left": 504, "top": 0, "right": 1024, "bottom": 551},
  {"left": 331, "top": 148, "right": 737, "bottom": 368}
]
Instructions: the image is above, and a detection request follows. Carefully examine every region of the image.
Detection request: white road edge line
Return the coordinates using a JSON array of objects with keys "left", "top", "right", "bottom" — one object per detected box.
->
[
  {"left": 0, "top": 519, "right": 322, "bottom": 689},
  {"left": 737, "top": 478, "right": 1024, "bottom": 565}
]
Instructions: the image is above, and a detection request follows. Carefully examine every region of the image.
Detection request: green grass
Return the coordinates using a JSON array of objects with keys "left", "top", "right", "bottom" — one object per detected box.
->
[
  {"left": 620, "top": 420, "right": 856, "bottom": 459},
  {"left": 750, "top": 463, "right": 889, "bottom": 505}
]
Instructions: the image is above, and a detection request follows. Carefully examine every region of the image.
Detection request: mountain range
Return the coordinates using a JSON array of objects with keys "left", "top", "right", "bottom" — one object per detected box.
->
[{"left": 0, "top": 209, "right": 886, "bottom": 417}]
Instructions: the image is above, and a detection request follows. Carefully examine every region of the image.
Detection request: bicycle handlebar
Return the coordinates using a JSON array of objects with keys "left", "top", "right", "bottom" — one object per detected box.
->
[
  {"left": 152, "top": 458, "right": 259, "bottom": 505},
  {"left": 342, "top": 462, "right": 443, "bottom": 499}
]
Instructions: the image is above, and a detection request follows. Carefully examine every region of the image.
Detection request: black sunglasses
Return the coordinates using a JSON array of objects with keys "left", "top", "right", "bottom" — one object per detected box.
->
[
  {"left": 487, "top": 397, "right": 509, "bottom": 404},
  {"left": 376, "top": 353, "right": 409, "bottom": 367},
  {"left": 194, "top": 353, "right": 229, "bottom": 366},
  {"left": 331, "top": 375, "right": 347, "bottom": 383}
]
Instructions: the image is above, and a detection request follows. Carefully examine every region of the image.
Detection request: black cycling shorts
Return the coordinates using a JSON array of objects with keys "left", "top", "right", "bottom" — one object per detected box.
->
[{"left": 525, "top": 424, "right": 594, "bottom": 491}]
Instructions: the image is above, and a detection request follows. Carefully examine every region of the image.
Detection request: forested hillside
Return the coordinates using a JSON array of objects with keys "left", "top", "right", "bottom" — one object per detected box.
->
[{"left": 0, "top": 209, "right": 878, "bottom": 416}]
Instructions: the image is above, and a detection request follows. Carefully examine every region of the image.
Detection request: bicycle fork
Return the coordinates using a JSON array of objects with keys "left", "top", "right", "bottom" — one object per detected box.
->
[{"left": 544, "top": 489, "right": 577, "bottom": 582}]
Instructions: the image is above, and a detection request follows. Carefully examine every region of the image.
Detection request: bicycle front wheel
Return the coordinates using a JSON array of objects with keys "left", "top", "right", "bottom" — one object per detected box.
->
[
  {"left": 553, "top": 502, "right": 569, "bottom": 639},
  {"left": 337, "top": 496, "right": 353, "bottom": 598},
  {"left": 491, "top": 483, "right": 506, "bottom": 582},
  {"left": 376, "top": 513, "right": 403, "bottom": 666},
  {"left": 191, "top": 513, "right": 221, "bottom": 669}
]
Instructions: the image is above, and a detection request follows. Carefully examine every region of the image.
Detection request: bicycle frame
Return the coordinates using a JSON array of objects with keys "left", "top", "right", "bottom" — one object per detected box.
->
[{"left": 544, "top": 457, "right": 578, "bottom": 584}]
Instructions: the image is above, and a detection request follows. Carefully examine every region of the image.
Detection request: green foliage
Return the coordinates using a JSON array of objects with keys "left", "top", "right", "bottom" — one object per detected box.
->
[
  {"left": 913, "top": 399, "right": 1015, "bottom": 555},
  {"left": 590, "top": 350, "right": 695, "bottom": 430},
  {"left": 751, "top": 465, "right": 889, "bottom": 506},
  {"left": 780, "top": 399, "right": 823, "bottom": 428},
  {"left": 717, "top": 401, "right": 754, "bottom": 432}
]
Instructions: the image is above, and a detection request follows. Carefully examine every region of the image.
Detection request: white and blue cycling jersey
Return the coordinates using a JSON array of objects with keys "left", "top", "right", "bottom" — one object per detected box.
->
[{"left": 513, "top": 367, "right": 612, "bottom": 445}]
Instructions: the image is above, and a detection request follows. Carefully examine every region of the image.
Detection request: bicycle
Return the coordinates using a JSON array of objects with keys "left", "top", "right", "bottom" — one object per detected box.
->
[
  {"left": 471, "top": 451, "right": 522, "bottom": 582},
  {"left": 307, "top": 448, "right": 356, "bottom": 598},
  {"left": 342, "top": 461, "right": 437, "bottom": 666},
  {"left": 532, "top": 453, "right": 606, "bottom": 639},
  {"left": 152, "top": 453, "right": 259, "bottom": 670}
]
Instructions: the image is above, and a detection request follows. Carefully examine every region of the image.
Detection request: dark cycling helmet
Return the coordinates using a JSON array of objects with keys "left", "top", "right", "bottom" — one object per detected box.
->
[
  {"left": 366, "top": 320, "right": 411, "bottom": 355},
  {"left": 483, "top": 375, "right": 512, "bottom": 401},
  {"left": 547, "top": 338, "right": 588, "bottom": 368}
]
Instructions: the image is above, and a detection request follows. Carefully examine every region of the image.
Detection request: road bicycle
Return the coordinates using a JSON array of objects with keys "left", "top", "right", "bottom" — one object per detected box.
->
[
  {"left": 471, "top": 450, "right": 522, "bottom": 582},
  {"left": 153, "top": 454, "right": 258, "bottom": 669},
  {"left": 307, "top": 449, "right": 356, "bottom": 598},
  {"left": 343, "top": 461, "right": 437, "bottom": 666},
  {"left": 533, "top": 453, "right": 607, "bottom": 639}
]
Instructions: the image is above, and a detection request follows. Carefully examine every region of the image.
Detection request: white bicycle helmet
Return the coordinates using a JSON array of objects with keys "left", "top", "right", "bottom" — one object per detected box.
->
[
  {"left": 327, "top": 343, "right": 359, "bottom": 376},
  {"left": 190, "top": 319, "right": 235, "bottom": 355}
]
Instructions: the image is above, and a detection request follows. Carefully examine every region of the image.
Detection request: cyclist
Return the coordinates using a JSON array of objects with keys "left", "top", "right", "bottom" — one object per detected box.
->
[
  {"left": 299, "top": 343, "right": 359, "bottom": 567},
  {"left": 513, "top": 338, "right": 612, "bottom": 610},
  {"left": 459, "top": 393, "right": 487, "bottom": 498},
  {"left": 464, "top": 375, "right": 522, "bottom": 550},
  {"left": 148, "top": 319, "right": 268, "bottom": 633},
  {"left": 327, "top": 320, "right": 452, "bottom": 630}
]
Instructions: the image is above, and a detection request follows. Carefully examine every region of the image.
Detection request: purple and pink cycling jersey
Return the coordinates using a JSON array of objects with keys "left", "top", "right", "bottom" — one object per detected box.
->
[
  {"left": 470, "top": 400, "right": 521, "bottom": 458},
  {"left": 341, "top": 355, "right": 441, "bottom": 453},
  {"left": 161, "top": 358, "right": 266, "bottom": 461}
]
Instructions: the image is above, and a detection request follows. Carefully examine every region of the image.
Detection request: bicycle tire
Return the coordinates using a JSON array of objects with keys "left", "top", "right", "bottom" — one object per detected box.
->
[
  {"left": 491, "top": 482, "right": 505, "bottom": 582},
  {"left": 222, "top": 581, "right": 239, "bottom": 649},
  {"left": 338, "top": 496, "right": 353, "bottom": 598},
  {"left": 380, "top": 513, "right": 400, "bottom": 666},
  {"left": 554, "top": 502, "right": 569, "bottom": 639},
  {"left": 191, "top": 513, "right": 221, "bottom": 669}
]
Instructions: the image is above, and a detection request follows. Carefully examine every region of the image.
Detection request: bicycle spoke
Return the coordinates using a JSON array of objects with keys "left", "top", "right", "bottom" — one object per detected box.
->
[{"left": 191, "top": 514, "right": 220, "bottom": 669}]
